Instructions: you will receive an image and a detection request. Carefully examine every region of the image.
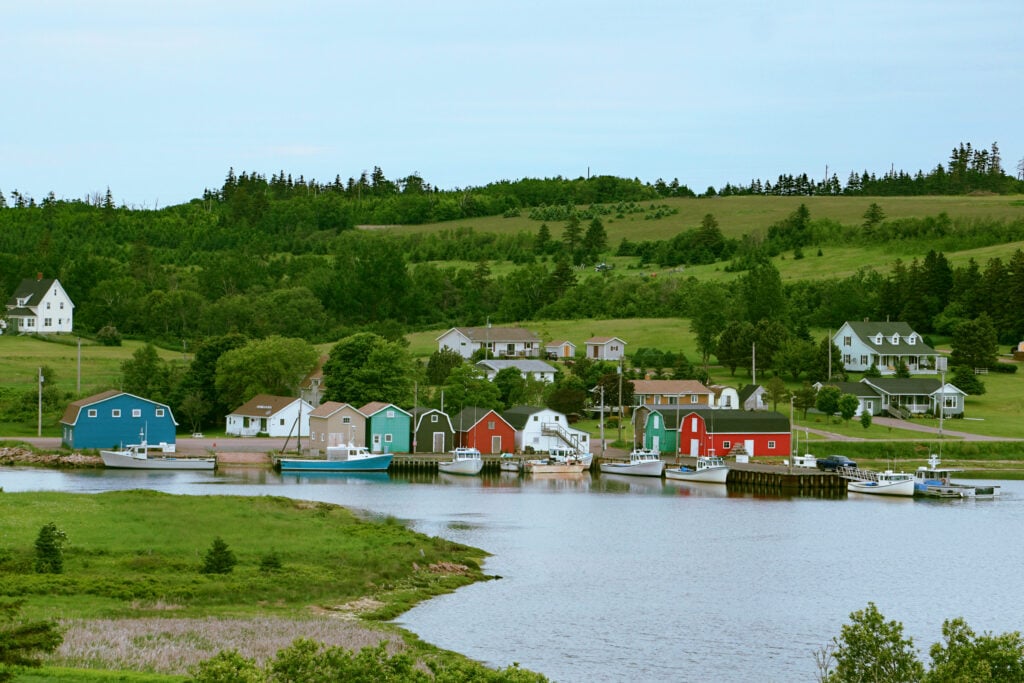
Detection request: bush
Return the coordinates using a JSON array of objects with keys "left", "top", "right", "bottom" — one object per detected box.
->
[
  {"left": 990, "top": 363, "right": 1018, "bottom": 373},
  {"left": 34, "top": 522, "right": 67, "bottom": 574},
  {"left": 96, "top": 325, "right": 122, "bottom": 346},
  {"left": 259, "top": 551, "right": 282, "bottom": 573},
  {"left": 201, "top": 537, "right": 237, "bottom": 575}
]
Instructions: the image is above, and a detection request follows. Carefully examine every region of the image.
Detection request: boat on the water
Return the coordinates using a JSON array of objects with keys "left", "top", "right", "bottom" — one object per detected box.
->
[
  {"left": 100, "top": 442, "right": 216, "bottom": 470},
  {"left": 914, "top": 454, "right": 1000, "bottom": 498},
  {"left": 499, "top": 453, "right": 522, "bottom": 472},
  {"left": 438, "top": 447, "right": 484, "bottom": 475},
  {"left": 664, "top": 455, "right": 729, "bottom": 484},
  {"left": 847, "top": 469, "right": 915, "bottom": 497},
  {"left": 277, "top": 444, "right": 392, "bottom": 472},
  {"left": 548, "top": 446, "right": 593, "bottom": 470},
  {"left": 599, "top": 448, "right": 665, "bottom": 477},
  {"left": 525, "top": 457, "right": 586, "bottom": 474}
]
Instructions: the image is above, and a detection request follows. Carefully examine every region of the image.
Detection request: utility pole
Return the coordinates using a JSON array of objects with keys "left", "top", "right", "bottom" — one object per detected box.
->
[
  {"left": 37, "top": 367, "right": 44, "bottom": 437},
  {"left": 617, "top": 362, "right": 623, "bottom": 444},
  {"left": 76, "top": 337, "right": 81, "bottom": 394}
]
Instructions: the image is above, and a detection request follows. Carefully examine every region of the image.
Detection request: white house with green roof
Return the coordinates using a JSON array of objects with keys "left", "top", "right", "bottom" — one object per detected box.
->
[
  {"left": 5, "top": 274, "right": 74, "bottom": 334},
  {"left": 833, "top": 320, "right": 938, "bottom": 375}
]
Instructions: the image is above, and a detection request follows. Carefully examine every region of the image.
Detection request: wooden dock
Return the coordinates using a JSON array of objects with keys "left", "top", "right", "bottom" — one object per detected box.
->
[{"left": 389, "top": 454, "right": 844, "bottom": 491}]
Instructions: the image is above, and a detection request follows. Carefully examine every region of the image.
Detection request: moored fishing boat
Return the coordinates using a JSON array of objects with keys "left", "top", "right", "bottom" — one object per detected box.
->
[
  {"left": 847, "top": 469, "right": 915, "bottom": 497},
  {"left": 914, "top": 454, "right": 1000, "bottom": 498},
  {"left": 599, "top": 448, "right": 665, "bottom": 477},
  {"left": 438, "top": 447, "right": 484, "bottom": 475},
  {"left": 664, "top": 455, "right": 729, "bottom": 484},
  {"left": 101, "top": 442, "right": 216, "bottom": 470},
  {"left": 524, "top": 457, "right": 586, "bottom": 474},
  {"left": 277, "top": 444, "right": 392, "bottom": 472}
]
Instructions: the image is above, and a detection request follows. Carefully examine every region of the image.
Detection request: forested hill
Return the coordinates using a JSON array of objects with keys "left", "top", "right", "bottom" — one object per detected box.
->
[{"left": 0, "top": 142, "right": 1022, "bottom": 349}]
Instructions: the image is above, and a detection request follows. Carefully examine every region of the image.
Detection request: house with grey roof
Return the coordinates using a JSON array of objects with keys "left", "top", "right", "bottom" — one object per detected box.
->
[
  {"left": 860, "top": 377, "right": 966, "bottom": 418},
  {"left": 814, "top": 381, "right": 883, "bottom": 417},
  {"left": 833, "top": 321, "right": 938, "bottom": 375},
  {"left": 585, "top": 336, "right": 627, "bottom": 361},
  {"left": 5, "top": 274, "right": 74, "bottom": 334},
  {"left": 476, "top": 359, "right": 558, "bottom": 383},
  {"left": 436, "top": 326, "right": 542, "bottom": 359}
]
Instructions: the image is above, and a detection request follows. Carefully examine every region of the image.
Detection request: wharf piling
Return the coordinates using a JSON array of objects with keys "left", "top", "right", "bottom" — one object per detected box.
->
[{"left": 390, "top": 454, "right": 503, "bottom": 474}]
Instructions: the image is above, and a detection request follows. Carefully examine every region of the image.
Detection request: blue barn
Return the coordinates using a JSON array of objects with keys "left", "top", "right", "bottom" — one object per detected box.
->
[{"left": 61, "top": 390, "right": 178, "bottom": 450}]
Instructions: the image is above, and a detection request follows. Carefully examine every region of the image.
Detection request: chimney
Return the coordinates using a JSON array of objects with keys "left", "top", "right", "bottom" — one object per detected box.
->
[{"left": 37, "top": 272, "right": 42, "bottom": 281}]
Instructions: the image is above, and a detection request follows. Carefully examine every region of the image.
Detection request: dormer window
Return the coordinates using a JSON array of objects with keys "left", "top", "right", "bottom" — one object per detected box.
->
[
  {"left": 874, "top": 334, "right": 883, "bottom": 344},
  {"left": 891, "top": 334, "right": 900, "bottom": 344},
  {"left": 907, "top": 335, "right": 916, "bottom": 345}
]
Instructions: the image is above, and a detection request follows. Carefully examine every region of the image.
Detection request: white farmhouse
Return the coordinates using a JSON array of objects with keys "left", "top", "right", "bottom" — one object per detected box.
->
[
  {"left": 225, "top": 394, "right": 313, "bottom": 438},
  {"left": 5, "top": 274, "right": 74, "bottom": 334},
  {"left": 833, "top": 321, "right": 938, "bottom": 375},
  {"left": 436, "top": 326, "right": 542, "bottom": 359}
]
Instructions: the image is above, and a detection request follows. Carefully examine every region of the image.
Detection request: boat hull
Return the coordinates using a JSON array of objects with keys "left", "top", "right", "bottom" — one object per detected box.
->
[
  {"left": 438, "top": 459, "right": 484, "bottom": 475},
  {"left": 278, "top": 454, "right": 392, "bottom": 472},
  {"left": 848, "top": 479, "right": 914, "bottom": 496},
  {"left": 526, "top": 461, "right": 586, "bottom": 474},
  {"left": 599, "top": 460, "right": 665, "bottom": 477},
  {"left": 664, "top": 465, "right": 729, "bottom": 484},
  {"left": 100, "top": 450, "right": 216, "bottom": 470}
]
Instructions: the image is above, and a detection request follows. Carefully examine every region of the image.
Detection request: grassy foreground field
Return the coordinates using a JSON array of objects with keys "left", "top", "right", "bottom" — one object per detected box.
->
[{"left": 0, "top": 491, "right": 530, "bottom": 680}]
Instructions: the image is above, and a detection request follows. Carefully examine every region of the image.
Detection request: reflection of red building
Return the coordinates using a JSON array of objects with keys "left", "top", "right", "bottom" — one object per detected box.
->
[
  {"left": 452, "top": 407, "right": 515, "bottom": 454},
  {"left": 677, "top": 410, "right": 791, "bottom": 457}
]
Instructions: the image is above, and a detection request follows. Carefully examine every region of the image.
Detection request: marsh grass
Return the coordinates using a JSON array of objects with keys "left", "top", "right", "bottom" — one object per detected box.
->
[
  {"left": 0, "top": 491, "right": 488, "bottom": 624},
  {"left": 51, "top": 616, "right": 401, "bottom": 675}
]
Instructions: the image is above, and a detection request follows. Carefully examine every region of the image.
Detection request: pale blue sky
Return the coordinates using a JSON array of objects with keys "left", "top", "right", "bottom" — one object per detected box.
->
[{"left": 3, "top": 1, "right": 1021, "bottom": 207}]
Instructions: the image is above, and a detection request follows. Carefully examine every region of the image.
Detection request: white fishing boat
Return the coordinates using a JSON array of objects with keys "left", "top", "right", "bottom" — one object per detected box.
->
[
  {"left": 277, "top": 444, "right": 392, "bottom": 472},
  {"left": 438, "top": 447, "right": 484, "bottom": 475},
  {"left": 847, "top": 469, "right": 915, "bottom": 497},
  {"left": 599, "top": 448, "right": 665, "bottom": 477},
  {"left": 664, "top": 455, "right": 729, "bottom": 484},
  {"left": 100, "top": 442, "right": 216, "bottom": 470},
  {"left": 914, "top": 454, "right": 1000, "bottom": 498},
  {"left": 548, "top": 446, "right": 593, "bottom": 470},
  {"left": 525, "top": 457, "right": 586, "bottom": 474},
  {"left": 499, "top": 453, "right": 522, "bottom": 472}
]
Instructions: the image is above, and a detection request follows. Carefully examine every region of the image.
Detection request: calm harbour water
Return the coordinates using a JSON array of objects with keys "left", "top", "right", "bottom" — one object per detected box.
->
[{"left": 2, "top": 465, "right": 1022, "bottom": 682}]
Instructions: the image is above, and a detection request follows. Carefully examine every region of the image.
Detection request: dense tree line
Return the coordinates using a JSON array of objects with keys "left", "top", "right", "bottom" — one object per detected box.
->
[{"left": 705, "top": 142, "right": 1024, "bottom": 198}]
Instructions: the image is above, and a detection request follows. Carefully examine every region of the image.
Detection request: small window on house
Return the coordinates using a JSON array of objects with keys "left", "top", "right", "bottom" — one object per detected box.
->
[
  {"left": 155, "top": 408, "right": 165, "bottom": 417},
  {"left": 279, "top": 418, "right": 285, "bottom": 426},
  {"left": 875, "top": 334, "right": 883, "bottom": 344},
  {"left": 387, "top": 410, "right": 395, "bottom": 418},
  {"left": 488, "top": 421, "right": 495, "bottom": 429},
  {"left": 907, "top": 335, "right": 916, "bottom": 345},
  {"left": 44, "top": 318, "right": 52, "bottom": 326},
  {"left": 768, "top": 440, "right": 776, "bottom": 449},
  {"left": 860, "top": 355, "right": 868, "bottom": 366},
  {"left": 724, "top": 396, "right": 732, "bottom": 407},
  {"left": 690, "top": 395, "right": 698, "bottom": 403},
  {"left": 132, "top": 409, "right": 141, "bottom": 418},
  {"left": 691, "top": 417, "right": 698, "bottom": 430},
  {"left": 843, "top": 336, "right": 852, "bottom": 346},
  {"left": 46, "top": 302, "right": 51, "bottom": 309},
  {"left": 653, "top": 415, "right": 660, "bottom": 428},
  {"left": 891, "top": 334, "right": 900, "bottom": 344},
  {"left": 554, "top": 415, "right": 560, "bottom": 422},
  {"left": 342, "top": 416, "right": 351, "bottom": 424},
  {"left": 384, "top": 434, "right": 393, "bottom": 442},
  {"left": 112, "top": 409, "right": 121, "bottom": 418},
  {"left": 320, "top": 433, "right": 325, "bottom": 442},
  {"left": 533, "top": 415, "right": 539, "bottom": 421},
  {"left": 722, "top": 440, "right": 731, "bottom": 449},
  {"left": 843, "top": 354, "right": 851, "bottom": 364},
  {"left": 87, "top": 409, "right": 97, "bottom": 418},
  {"left": 60, "top": 302, "right": 64, "bottom": 309},
  {"left": 431, "top": 414, "right": 438, "bottom": 422}
]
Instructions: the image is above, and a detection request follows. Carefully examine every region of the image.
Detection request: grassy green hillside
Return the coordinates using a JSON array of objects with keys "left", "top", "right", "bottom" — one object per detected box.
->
[{"left": 381, "top": 194, "right": 1024, "bottom": 242}]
